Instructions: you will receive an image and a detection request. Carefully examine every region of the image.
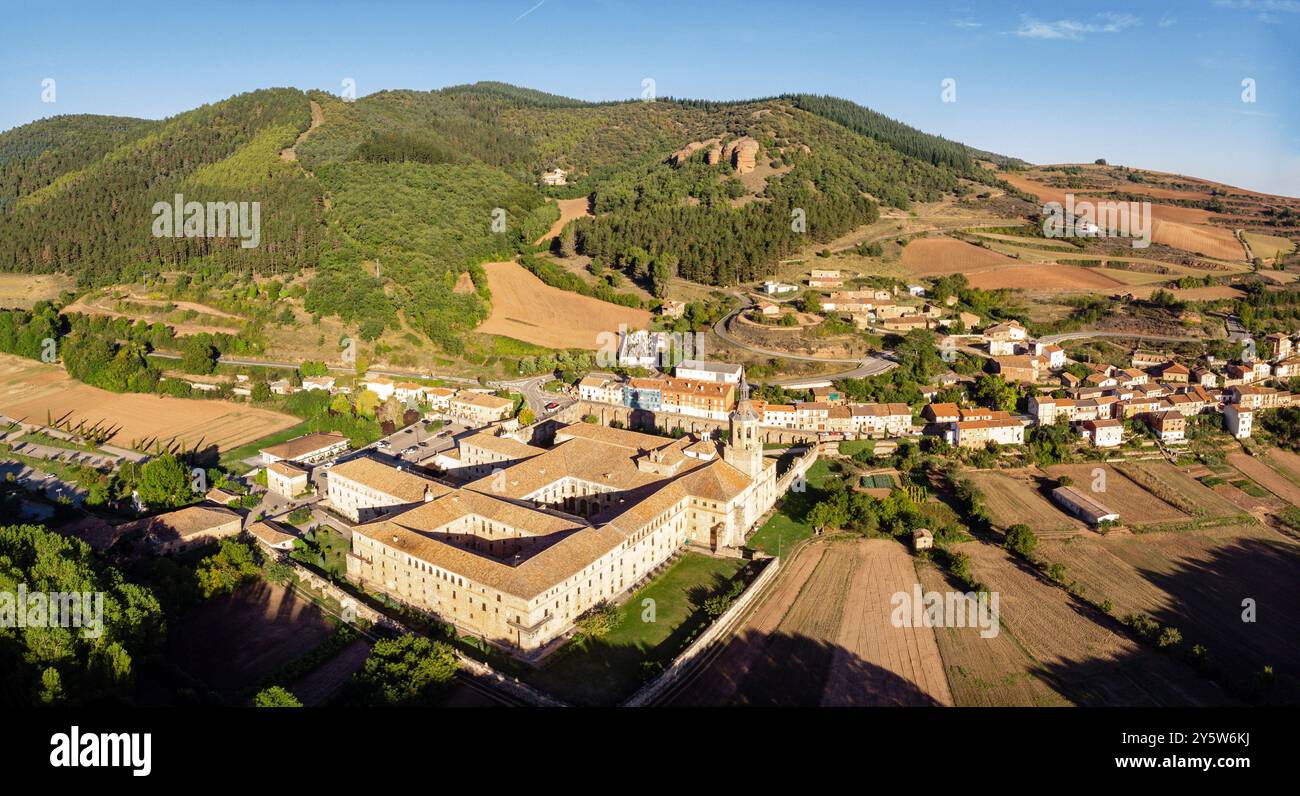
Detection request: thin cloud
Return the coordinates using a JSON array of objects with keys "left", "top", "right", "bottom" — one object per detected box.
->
[
  {"left": 1015, "top": 13, "right": 1140, "bottom": 40},
  {"left": 952, "top": 19, "right": 983, "bottom": 29},
  {"left": 1214, "top": 0, "right": 1300, "bottom": 21}
]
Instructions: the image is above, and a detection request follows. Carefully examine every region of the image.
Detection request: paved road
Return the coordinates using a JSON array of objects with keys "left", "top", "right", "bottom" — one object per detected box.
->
[
  {"left": 711, "top": 293, "right": 897, "bottom": 386},
  {"left": 499, "top": 374, "right": 576, "bottom": 418}
]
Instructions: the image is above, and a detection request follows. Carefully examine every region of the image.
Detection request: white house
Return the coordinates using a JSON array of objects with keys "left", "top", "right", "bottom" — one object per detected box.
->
[
  {"left": 675, "top": 360, "right": 743, "bottom": 384},
  {"left": 362, "top": 376, "right": 395, "bottom": 401},
  {"left": 1224, "top": 403, "right": 1253, "bottom": 439}
]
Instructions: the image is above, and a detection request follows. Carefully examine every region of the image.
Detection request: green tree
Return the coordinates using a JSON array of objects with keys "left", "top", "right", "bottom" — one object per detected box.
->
[
  {"left": 346, "top": 634, "right": 459, "bottom": 706},
  {"left": 137, "top": 453, "right": 194, "bottom": 509},
  {"left": 254, "top": 686, "right": 302, "bottom": 707},
  {"left": 1004, "top": 524, "right": 1037, "bottom": 558},
  {"left": 195, "top": 540, "right": 261, "bottom": 598}
]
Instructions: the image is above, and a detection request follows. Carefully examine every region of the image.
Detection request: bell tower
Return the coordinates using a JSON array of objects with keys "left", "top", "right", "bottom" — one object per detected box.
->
[{"left": 725, "top": 373, "right": 763, "bottom": 480}]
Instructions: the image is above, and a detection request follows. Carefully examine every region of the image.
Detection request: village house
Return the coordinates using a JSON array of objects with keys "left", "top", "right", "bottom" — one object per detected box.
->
[
  {"left": 1032, "top": 342, "right": 1066, "bottom": 370},
  {"left": 301, "top": 375, "right": 335, "bottom": 391},
  {"left": 808, "top": 269, "right": 842, "bottom": 288},
  {"left": 658, "top": 299, "right": 686, "bottom": 319},
  {"left": 1145, "top": 410, "right": 1186, "bottom": 443},
  {"left": 947, "top": 412, "right": 1025, "bottom": 448},
  {"left": 541, "top": 167, "right": 567, "bottom": 186},
  {"left": 260, "top": 432, "right": 349, "bottom": 467},
  {"left": 993, "top": 355, "right": 1042, "bottom": 384},
  {"left": 1224, "top": 403, "right": 1254, "bottom": 439},
  {"left": 1265, "top": 332, "right": 1293, "bottom": 361},
  {"left": 578, "top": 373, "right": 625, "bottom": 405},
  {"left": 1193, "top": 367, "right": 1218, "bottom": 388},
  {"left": 266, "top": 460, "right": 309, "bottom": 498},
  {"left": 656, "top": 378, "right": 736, "bottom": 421},
  {"left": 922, "top": 402, "right": 961, "bottom": 425},
  {"left": 762, "top": 280, "right": 799, "bottom": 295},
  {"left": 1154, "top": 361, "right": 1189, "bottom": 384},
  {"left": 983, "top": 320, "right": 1028, "bottom": 343},
  {"left": 1223, "top": 364, "right": 1255, "bottom": 387},
  {"left": 450, "top": 391, "right": 516, "bottom": 426},
  {"left": 676, "top": 360, "right": 743, "bottom": 384},
  {"left": 117, "top": 505, "right": 243, "bottom": 556},
  {"left": 248, "top": 520, "right": 297, "bottom": 554},
  {"left": 362, "top": 376, "right": 396, "bottom": 401},
  {"left": 1274, "top": 355, "right": 1300, "bottom": 380},
  {"left": 1078, "top": 418, "right": 1124, "bottom": 448},
  {"left": 849, "top": 403, "right": 913, "bottom": 437},
  {"left": 425, "top": 387, "right": 455, "bottom": 412},
  {"left": 811, "top": 386, "right": 844, "bottom": 404}
]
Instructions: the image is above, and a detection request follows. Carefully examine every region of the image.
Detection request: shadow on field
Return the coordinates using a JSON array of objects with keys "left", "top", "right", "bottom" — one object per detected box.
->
[
  {"left": 1133, "top": 536, "right": 1300, "bottom": 704},
  {"left": 162, "top": 579, "right": 334, "bottom": 703},
  {"left": 671, "top": 630, "right": 945, "bottom": 707},
  {"left": 1028, "top": 536, "right": 1300, "bottom": 706}
]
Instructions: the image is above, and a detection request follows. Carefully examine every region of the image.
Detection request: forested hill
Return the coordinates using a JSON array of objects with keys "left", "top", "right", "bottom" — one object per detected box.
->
[{"left": 0, "top": 82, "right": 1003, "bottom": 354}]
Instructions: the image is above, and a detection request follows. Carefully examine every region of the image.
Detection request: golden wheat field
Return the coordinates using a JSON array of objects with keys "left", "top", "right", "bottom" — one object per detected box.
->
[{"left": 0, "top": 353, "right": 297, "bottom": 453}]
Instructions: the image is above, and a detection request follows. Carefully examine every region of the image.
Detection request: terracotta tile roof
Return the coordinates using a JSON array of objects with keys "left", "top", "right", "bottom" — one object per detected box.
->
[
  {"left": 260, "top": 432, "right": 347, "bottom": 461},
  {"left": 328, "top": 456, "right": 448, "bottom": 503}
]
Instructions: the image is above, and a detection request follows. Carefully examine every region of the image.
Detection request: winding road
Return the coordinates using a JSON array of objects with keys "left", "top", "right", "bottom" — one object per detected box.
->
[{"left": 710, "top": 294, "right": 897, "bottom": 386}]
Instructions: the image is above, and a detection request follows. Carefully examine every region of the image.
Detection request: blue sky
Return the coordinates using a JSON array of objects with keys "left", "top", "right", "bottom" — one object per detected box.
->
[{"left": 2, "top": 0, "right": 1297, "bottom": 194}]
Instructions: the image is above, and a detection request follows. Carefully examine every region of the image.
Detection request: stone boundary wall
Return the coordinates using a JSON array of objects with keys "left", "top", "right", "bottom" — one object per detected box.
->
[{"left": 284, "top": 559, "right": 564, "bottom": 707}]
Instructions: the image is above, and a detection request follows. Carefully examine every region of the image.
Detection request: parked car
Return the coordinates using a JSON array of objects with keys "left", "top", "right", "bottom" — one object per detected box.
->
[{"left": 545, "top": 401, "right": 559, "bottom": 411}]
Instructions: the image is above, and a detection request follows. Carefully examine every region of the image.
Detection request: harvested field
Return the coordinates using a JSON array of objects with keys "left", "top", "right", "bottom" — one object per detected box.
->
[
  {"left": 1228, "top": 451, "right": 1300, "bottom": 505},
  {"left": 916, "top": 560, "right": 1070, "bottom": 706},
  {"left": 0, "top": 273, "right": 74, "bottom": 309},
  {"left": 960, "top": 541, "right": 1228, "bottom": 705},
  {"left": 967, "top": 469, "right": 1084, "bottom": 534},
  {"left": 674, "top": 539, "right": 953, "bottom": 706},
  {"left": 1261, "top": 446, "right": 1300, "bottom": 484},
  {"left": 966, "top": 264, "right": 1124, "bottom": 291},
  {"left": 1044, "top": 463, "right": 1188, "bottom": 527},
  {"left": 1242, "top": 231, "right": 1296, "bottom": 260},
  {"left": 1151, "top": 219, "right": 1245, "bottom": 261},
  {"left": 167, "top": 580, "right": 336, "bottom": 703},
  {"left": 900, "top": 237, "right": 1019, "bottom": 275},
  {"left": 534, "top": 196, "right": 593, "bottom": 245},
  {"left": 0, "top": 353, "right": 298, "bottom": 453},
  {"left": 1038, "top": 525, "right": 1300, "bottom": 703},
  {"left": 1113, "top": 460, "right": 1247, "bottom": 522},
  {"left": 998, "top": 172, "right": 1247, "bottom": 261},
  {"left": 477, "top": 260, "right": 651, "bottom": 350},
  {"left": 1128, "top": 285, "right": 1246, "bottom": 301}
]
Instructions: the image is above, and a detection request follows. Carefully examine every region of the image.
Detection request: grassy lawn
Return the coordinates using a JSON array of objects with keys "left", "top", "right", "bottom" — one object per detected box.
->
[
  {"left": 746, "top": 458, "right": 838, "bottom": 556},
  {"left": 219, "top": 421, "right": 311, "bottom": 470},
  {"left": 290, "top": 525, "right": 350, "bottom": 580},
  {"left": 523, "top": 552, "right": 755, "bottom": 705},
  {"left": 837, "top": 438, "right": 875, "bottom": 456},
  {"left": 17, "top": 431, "right": 101, "bottom": 454}
]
